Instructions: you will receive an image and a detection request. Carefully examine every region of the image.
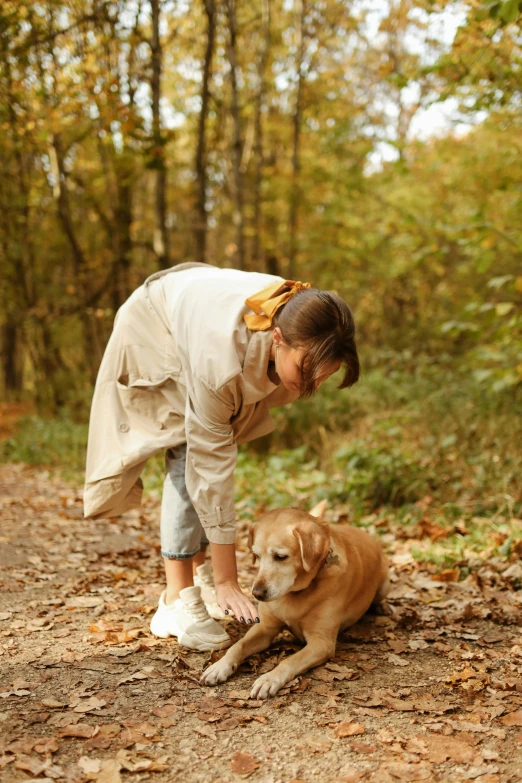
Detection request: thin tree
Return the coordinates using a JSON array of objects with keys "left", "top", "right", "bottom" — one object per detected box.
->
[
  {"left": 194, "top": 0, "right": 217, "bottom": 264},
  {"left": 225, "top": 0, "right": 245, "bottom": 269},
  {"left": 150, "top": 0, "right": 170, "bottom": 269},
  {"left": 252, "top": 0, "right": 271, "bottom": 271},
  {"left": 288, "top": 0, "right": 306, "bottom": 279}
]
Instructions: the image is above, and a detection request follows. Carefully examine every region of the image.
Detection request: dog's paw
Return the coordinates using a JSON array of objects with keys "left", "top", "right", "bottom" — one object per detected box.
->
[
  {"left": 250, "top": 671, "right": 286, "bottom": 699},
  {"left": 200, "top": 658, "right": 237, "bottom": 686}
]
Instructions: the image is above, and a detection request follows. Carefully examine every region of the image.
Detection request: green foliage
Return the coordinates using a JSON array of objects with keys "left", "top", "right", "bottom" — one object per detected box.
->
[
  {"left": 0, "top": 414, "right": 88, "bottom": 481},
  {"left": 331, "top": 439, "right": 432, "bottom": 510},
  {"left": 476, "top": 0, "right": 522, "bottom": 24}
]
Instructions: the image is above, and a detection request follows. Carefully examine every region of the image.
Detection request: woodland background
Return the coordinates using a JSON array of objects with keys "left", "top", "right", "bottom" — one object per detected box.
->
[
  {"left": 1, "top": 4, "right": 522, "bottom": 780},
  {"left": 0, "top": 0, "right": 521, "bottom": 561}
]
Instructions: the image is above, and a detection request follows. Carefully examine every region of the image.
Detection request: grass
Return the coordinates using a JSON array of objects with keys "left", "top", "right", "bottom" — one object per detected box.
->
[
  {"left": 0, "top": 413, "right": 89, "bottom": 482},
  {"left": 1, "top": 352, "right": 521, "bottom": 571}
]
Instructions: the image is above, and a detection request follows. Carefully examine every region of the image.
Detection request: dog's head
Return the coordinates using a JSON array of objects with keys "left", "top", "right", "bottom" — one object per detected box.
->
[{"left": 249, "top": 502, "right": 330, "bottom": 602}]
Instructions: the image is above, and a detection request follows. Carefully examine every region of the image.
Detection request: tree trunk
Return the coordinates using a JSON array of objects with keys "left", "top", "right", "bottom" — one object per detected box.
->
[
  {"left": 252, "top": 0, "right": 271, "bottom": 270},
  {"left": 1, "top": 322, "right": 23, "bottom": 398},
  {"left": 48, "top": 133, "right": 88, "bottom": 280},
  {"left": 225, "top": 0, "right": 246, "bottom": 269},
  {"left": 194, "top": 0, "right": 216, "bottom": 265},
  {"left": 151, "top": 0, "right": 170, "bottom": 269},
  {"left": 288, "top": 0, "right": 306, "bottom": 280}
]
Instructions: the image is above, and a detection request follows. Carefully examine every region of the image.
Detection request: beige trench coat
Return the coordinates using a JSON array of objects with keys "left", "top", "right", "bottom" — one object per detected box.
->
[{"left": 83, "top": 263, "right": 298, "bottom": 544}]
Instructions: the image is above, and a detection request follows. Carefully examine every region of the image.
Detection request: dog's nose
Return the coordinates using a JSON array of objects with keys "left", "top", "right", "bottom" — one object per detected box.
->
[{"left": 252, "top": 585, "right": 267, "bottom": 601}]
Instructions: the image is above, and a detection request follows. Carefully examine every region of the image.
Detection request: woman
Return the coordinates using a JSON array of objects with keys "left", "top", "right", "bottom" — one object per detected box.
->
[{"left": 84, "top": 263, "right": 359, "bottom": 651}]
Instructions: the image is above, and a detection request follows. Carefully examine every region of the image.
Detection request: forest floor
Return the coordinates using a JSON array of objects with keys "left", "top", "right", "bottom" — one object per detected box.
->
[{"left": 1, "top": 462, "right": 522, "bottom": 783}]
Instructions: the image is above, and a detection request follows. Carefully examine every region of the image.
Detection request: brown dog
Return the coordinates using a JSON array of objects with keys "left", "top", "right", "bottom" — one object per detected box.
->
[{"left": 201, "top": 502, "right": 389, "bottom": 699}]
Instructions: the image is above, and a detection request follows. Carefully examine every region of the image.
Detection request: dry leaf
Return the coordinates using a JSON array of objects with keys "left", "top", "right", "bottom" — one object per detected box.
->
[
  {"left": 349, "top": 740, "right": 376, "bottom": 754},
  {"left": 117, "top": 671, "right": 148, "bottom": 685},
  {"left": 152, "top": 704, "right": 179, "bottom": 718},
  {"left": 387, "top": 653, "right": 409, "bottom": 667},
  {"left": 33, "top": 737, "right": 59, "bottom": 754},
  {"left": 73, "top": 696, "right": 107, "bottom": 713},
  {"left": 500, "top": 711, "right": 522, "bottom": 726},
  {"left": 217, "top": 717, "right": 240, "bottom": 731},
  {"left": 229, "top": 751, "right": 260, "bottom": 776},
  {"left": 78, "top": 756, "right": 102, "bottom": 775},
  {"left": 431, "top": 568, "right": 460, "bottom": 582},
  {"left": 407, "top": 734, "right": 476, "bottom": 764},
  {"left": 334, "top": 722, "right": 365, "bottom": 738},
  {"left": 41, "top": 698, "right": 67, "bottom": 709},
  {"left": 115, "top": 750, "right": 169, "bottom": 772},
  {"left": 58, "top": 724, "right": 98, "bottom": 739},
  {"left": 193, "top": 726, "right": 217, "bottom": 741},
  {"left": 13, "top": 756, "right": 47, "bottom": 776},
  {"left": 0, "top": 689, "right": 31, "bottom": 698},
  {"left": 97, "top": 758, "right": 122, "bottom": 783}
]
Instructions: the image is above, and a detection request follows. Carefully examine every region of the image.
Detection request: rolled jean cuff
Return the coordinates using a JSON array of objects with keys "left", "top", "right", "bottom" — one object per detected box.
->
[{"left": 162, "top": 543, "right": 207, "bottom": 560}]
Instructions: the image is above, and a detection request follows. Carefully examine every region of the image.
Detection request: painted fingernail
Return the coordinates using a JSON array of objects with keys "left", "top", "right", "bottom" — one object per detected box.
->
[
  {"left": 255, "top": 617, "right": 260, "bottom": 623},
  {"left": 224, "top": 610, "right": 229, "bottom": 615},
  {"left": 247, "top": 618, "right": 253, "bottom": 624},
  {"left": 240, "top": 616, "right": 245, "bottom": 623}
]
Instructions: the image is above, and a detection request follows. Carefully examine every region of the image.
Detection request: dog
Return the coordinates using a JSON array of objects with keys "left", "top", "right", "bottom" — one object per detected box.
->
[{"left": 201, "top": 501, "right": 390, "bottom": 699}]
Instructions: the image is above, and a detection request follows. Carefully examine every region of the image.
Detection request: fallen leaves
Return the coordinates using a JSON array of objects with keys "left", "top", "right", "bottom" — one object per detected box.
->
[
  {"left": 4, "top": 465, "right": 522, "bottom": 783},
  {"left": 229, "top": 751, "right": 260, "bottom": 776},
  {"left": 88, "top": 621, "right": 143, "bottom": 645},
  {"left": 387, "top": 653, "right": 409, "bottom": 667},
  {"left": 500, "top": 711, "right": 522, "bottom": 726},
  {"left": 57, "top": 724, "right": 98, "bottom": 739},
  {"left": 72, "top": 696, "right": 107, "bottom": 713},
  {"left": 445, "top": 666, "right": 491, "bottom": 692},
  {"left": 333, "top": 721, "right": 365, "bottom": 738}
]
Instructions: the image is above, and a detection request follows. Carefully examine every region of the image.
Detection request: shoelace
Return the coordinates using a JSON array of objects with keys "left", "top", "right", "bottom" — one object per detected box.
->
[{"left": 185, "top": 597, "right": 211, "bottom": 624}]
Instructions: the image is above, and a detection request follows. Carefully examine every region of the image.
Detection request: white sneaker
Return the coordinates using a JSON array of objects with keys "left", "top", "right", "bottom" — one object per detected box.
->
[
  {"left": 149, "top": 586, "right": 231, "bottom": 652},
  {"left": 193, "top": 563, "right": 226, "bottom": 620}
]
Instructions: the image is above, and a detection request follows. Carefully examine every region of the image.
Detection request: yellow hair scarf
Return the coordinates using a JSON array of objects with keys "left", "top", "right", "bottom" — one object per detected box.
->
[{"left": 243, "top": 280, "right": 311, "bottom": 331}]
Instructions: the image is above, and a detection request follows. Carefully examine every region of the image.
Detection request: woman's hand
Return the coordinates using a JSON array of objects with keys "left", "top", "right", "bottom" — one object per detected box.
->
[
  {"left": 215, "top": 582, "right": 260, "bottom": 624},
  {"left": 209, "top": 541, "right": 259, "bottom": 624}
]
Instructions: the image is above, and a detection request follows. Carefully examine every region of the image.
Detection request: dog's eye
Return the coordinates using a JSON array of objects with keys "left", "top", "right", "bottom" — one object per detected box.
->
[{"left": 273, "top": 554, "right": 288, "bottom": 561}]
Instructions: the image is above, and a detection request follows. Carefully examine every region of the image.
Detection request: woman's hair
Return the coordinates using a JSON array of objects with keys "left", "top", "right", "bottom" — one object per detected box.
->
[{"left": 273, "top": 288, "right": 360, "bottom": 398}]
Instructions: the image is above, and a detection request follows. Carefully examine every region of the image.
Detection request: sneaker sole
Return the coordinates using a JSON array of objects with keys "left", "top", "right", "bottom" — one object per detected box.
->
[{"left": 149, "top": 619, "right": 232, "bottom": 652}]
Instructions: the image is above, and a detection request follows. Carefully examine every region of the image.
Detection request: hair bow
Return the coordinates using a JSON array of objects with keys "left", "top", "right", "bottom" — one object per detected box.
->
[{"left": 243, "top": 280, "right": 311, "bottom": 331}]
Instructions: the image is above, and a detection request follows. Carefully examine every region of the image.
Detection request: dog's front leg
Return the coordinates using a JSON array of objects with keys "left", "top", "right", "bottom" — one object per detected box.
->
[
  {"left": 250, "top": 629, "right": 337, "bottom": 700},
  {"left": 200, "top": 614, "right": 283, "bottom": 687}
]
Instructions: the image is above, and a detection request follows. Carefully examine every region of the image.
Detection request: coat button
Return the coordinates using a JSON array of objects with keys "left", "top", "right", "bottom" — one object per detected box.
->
[
  {"left": 156, "top": 420, "right": 165, "bottom": 430},
  {"left": 119, "top": 423, "right": 129, "bottom": 433}
]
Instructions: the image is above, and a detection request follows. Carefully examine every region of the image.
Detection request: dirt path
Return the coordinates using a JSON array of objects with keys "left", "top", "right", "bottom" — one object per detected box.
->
[{"left": 1, "top": 463, "right": 521, "bottom": 783}]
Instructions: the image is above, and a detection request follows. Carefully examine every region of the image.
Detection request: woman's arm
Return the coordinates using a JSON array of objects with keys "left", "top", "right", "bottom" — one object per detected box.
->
[
  {"left": 184, "top": 373, "right": 258, "bottom": 622},
  {"left": 210, "top": 542, "right": 259, "bottom": 624}
]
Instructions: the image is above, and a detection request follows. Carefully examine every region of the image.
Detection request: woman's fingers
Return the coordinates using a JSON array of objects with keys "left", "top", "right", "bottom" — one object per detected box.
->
[
  {"left": 227, "top": 597, "right": 257, "bottom": 624},
  {"left": 218, "top": 586, "right": 259, "bottom": 624}
]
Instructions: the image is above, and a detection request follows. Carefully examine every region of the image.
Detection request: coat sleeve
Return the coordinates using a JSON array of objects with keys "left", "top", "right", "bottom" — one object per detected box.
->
[{"left": 184, "top": 373, "right": 239, "bottom": 544}]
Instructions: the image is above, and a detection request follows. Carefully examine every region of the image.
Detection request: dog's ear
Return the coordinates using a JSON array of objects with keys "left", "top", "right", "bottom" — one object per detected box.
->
[
  {"left": 309, "top": 499, "right": 327, "bottom": 524},
  {"left": 293, "top": 524, "right": 330, "bottom": 572},
  {"left": 247, "top": 524, "right": 257, "bottom": 565}
]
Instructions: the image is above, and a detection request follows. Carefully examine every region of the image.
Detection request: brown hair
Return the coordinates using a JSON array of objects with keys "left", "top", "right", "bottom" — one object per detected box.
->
[{"left": 273, "top": 288, "right": 360, "bottom": 398}]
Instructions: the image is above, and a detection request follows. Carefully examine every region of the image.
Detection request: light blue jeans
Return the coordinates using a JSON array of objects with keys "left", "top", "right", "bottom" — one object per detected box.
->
[{"left": 160, "top": 444, "right": 209, "bottom": 559}]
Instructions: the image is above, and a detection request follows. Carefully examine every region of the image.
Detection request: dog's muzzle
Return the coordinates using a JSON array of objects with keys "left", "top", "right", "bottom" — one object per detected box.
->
[{"left": 252, "top": 585, "right": 268, "bottom": 601}]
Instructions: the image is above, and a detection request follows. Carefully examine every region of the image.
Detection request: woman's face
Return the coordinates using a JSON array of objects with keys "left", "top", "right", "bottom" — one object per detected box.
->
[{"left": 271, "top": 328, "right": 341, "bottom": 395}]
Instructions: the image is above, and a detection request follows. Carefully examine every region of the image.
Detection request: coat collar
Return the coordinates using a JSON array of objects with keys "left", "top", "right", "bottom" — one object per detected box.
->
[{"left": 242, "top": 329, "right": 281, "bottom": 405}]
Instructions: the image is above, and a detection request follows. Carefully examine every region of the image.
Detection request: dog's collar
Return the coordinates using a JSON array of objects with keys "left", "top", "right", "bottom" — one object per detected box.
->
[{"left": 320, "top": 546, "right": 335, "bottom": 570}]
